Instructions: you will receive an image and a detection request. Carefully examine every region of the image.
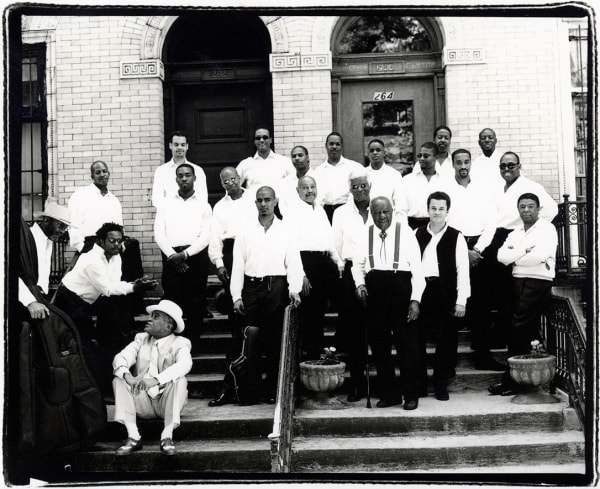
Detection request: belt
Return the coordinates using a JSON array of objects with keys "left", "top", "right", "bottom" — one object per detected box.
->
[
  {"left": 425, "top": 276, "right": 440, "bottom": 282},
  {"left": 301, "top": 250, "right": 328, "bottom": 256},
  {"left": 173, "top": 245, "right": 191, "bottom": 253},
  {"left": 244, "top": 274, "right": 285, "bottom": 282}
]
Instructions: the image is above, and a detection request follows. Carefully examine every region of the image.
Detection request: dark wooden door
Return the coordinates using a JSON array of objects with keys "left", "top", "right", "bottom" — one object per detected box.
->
[{"left": 173, "top": 82, "right": 272, "bottom": 204}]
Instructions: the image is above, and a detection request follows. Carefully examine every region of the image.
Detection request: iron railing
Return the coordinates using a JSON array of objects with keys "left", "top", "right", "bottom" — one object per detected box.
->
[
  {"left": 540, "top": 294, "right": 586, "bottom": 425},
  {"left": 268, "top": 305, "right": 300, "bottom": 473},
  {"left": 553, "top": 195, "right": 587, "bottom": 280}
]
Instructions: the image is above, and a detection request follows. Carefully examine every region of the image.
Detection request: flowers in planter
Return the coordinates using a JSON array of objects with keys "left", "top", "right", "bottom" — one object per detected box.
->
[
  {"left": 319, "top": 346, "right": 341, "bottom": 365},
  {"left": 530, "top": 340, "right": 547, "bottom": 357}
]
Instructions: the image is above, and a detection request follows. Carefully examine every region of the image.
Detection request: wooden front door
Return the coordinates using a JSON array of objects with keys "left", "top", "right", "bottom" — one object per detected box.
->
[
  {"left": 339, "top": 77, "right": 436, "bottom": 175},
  {"left": 170, "top": 81, "right": 272, "bottom": 204}
]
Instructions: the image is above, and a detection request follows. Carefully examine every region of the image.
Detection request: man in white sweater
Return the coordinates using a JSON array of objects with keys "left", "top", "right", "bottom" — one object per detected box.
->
[{"left": 489, "top": 192, "right": 557, "bottom": 396}]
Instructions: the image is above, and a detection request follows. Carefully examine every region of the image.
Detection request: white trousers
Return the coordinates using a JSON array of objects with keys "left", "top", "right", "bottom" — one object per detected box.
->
[{"left": 112, "top": 376, "right": 188, "bottom": 435}]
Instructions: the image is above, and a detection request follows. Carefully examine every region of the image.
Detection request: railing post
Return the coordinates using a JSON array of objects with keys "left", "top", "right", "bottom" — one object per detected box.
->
[{"left": 562, "top": 194, "right": 572, "bottom": 275}]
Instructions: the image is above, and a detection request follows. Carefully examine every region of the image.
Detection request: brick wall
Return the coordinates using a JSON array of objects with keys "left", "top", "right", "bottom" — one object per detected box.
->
[
  {"left": 53, "top": 16, "right": 165, "bottom": 278},
  {"left": 443, "top": 17, "right": 562, "bottom": 200}
]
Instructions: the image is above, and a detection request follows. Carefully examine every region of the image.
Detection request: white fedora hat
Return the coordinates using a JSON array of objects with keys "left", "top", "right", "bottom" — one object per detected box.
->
[
  {"left": 146, "top": 299, "right": 185, "bottom": 334},
  {"left": 34, "top": 198, "right": 71, "bottom": 226}
]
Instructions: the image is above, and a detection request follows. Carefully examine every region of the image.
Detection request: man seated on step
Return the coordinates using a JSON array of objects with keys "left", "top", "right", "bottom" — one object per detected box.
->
[
  {"left": 488, "top": 192, "right": 558, "bottom": 397},
  {"left": 352, "top": 196, "right": 425, "bottom": 410},
  {"left": 415, "top": 191, "right": 470, "bottom": 401},
  {"left": 112, "top": 299, "right": 193, "bottom": 456}
]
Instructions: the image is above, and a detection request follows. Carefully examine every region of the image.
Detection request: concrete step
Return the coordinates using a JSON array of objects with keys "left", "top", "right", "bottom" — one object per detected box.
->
[
  {"left": 99, "top": 400, "right": 275, "bottom": 441},
  {"left": 291, "top": 430, "right": 585, "bottom": 473},
  {"left": 294, "top": 391, "right": 579, "bottom": 437},
  {"left": 59, "top": 437, "right": 271, "bottom": 474}
]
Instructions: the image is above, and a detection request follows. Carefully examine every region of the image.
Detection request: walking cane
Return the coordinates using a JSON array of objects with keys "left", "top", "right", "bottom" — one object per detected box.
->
[{"left": 364, "top": 319, "right": 371, "bottom": 408}]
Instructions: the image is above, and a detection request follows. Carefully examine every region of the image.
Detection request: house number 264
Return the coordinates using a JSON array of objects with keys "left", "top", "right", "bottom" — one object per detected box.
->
[{"left": 373, "top": 91, "right": 395, "bottom": 101}]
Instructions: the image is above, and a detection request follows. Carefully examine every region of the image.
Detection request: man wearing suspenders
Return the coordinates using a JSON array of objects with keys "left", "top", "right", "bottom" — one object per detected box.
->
[{"left": 352, "top": 197, "right": 426, "bottom": 410}]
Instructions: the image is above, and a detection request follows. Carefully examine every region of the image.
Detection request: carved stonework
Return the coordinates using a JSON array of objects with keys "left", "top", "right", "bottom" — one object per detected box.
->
[
  {"left": 120, "top": 60, "right": 164, "bottom": 80},
  {"left": 263, "top": 16, "right": 288, "bottom": 53},
  {"left": 270, "top": 53, "right": 332, "bottom": 72},
  {"left": 312, "top": 17, "right": 337, "bottom": 53},
  {"left": 444, "top": 48, "right": 485, "bottom": 65},
  {"left": 140, "top": 16, "right": 178, "bottom": 60},
  {"left": 22, "top": 15, "right": 60, "bottom": 31}
]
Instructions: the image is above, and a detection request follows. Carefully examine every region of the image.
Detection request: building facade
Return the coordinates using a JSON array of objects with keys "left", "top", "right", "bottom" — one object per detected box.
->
[{"left": 18, "top": 10, "right": 590, "bottom": 280}]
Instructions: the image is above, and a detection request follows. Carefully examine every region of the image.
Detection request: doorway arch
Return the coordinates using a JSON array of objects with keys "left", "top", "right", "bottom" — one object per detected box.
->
[
  {"left": 331, "top": 16, "right": 445, "bottom": 174},
  {"left": 162, "top": 12, "right": 273, "bottom": 202}
]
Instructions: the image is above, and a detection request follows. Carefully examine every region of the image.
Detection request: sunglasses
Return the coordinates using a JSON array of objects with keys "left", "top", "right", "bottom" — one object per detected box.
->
[
  {"left": 254, "top": 135, "right": 270, "bottom": 141},
  {"left": 499, "top": 163, "right": 518, "bottom": 170},
  {"left": 351, "top": 183, "right": 369, "bottom": 190},
  {"left": 106, "top": 237, "right": 124, "bottom": 245}
]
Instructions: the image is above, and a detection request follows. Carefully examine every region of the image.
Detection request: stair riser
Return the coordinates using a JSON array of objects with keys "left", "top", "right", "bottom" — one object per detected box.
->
[
  {"left": 58, "top": 450, "right": 271, "bottom": 473},
  {"left": 99, "top": 419, "right": 273, "bottom": 441},
  {"left": 291, "top": 442, "right": 585, "bottom": 472},
  {"left": 294, "top": 412, "right": 567, "bottom": 438}
]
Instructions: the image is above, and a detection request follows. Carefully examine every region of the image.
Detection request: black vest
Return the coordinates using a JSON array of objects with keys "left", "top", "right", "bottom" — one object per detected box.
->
[{"left": 415, "top": 225, "right": 460, "bottom": 303}]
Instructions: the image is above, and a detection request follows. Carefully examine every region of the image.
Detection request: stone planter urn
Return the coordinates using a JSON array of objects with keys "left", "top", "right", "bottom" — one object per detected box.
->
[
  {"left": 507, "top": 353, "right": 559, "bottom": 404},
  {"left": 299, "top": 360, "right": 347, "bottom": 410}
]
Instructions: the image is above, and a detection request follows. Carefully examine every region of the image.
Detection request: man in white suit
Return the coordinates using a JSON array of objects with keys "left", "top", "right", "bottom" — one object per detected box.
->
[{"left": 112, "top": 299, "right": 193, "bottom": 456}]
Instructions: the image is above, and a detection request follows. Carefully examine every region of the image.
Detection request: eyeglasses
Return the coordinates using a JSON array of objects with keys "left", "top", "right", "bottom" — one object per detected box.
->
[
  {"left": 221, "top": 177, "right": 238, "bottom": 185},
  {"left": 254, "top": 135, "right": 270, "bottom": 141},
  {"left": 106, "top": 237, "right": 124, "bottom": 245},
  {"left": 351, "top": 183, "right": 369, "bottom": 190},
  {"left": 499, "top": 163, "right": 518, "bottom": 170}
]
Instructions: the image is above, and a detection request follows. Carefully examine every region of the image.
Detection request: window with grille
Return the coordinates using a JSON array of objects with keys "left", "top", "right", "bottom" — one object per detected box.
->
[
  {"left": 569, "top": 23, "right": 587, "bottom": 201},
  {"left": 21, "top": 44, "right": 47, "bottom": 221}
]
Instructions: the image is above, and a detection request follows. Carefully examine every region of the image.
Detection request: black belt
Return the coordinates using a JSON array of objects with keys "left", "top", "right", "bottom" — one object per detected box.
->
[
  {"left": 425, "top": 276, "right": 440, "bottom": 282},
  {"left": 173, "top": 245, "right": 191, "bottom": 253},
  {"left": 244, "top": 274, "right": 285, "bottom": 283},
  {"left": 301, "top": 250, "right": 328, "bottom": 256}
]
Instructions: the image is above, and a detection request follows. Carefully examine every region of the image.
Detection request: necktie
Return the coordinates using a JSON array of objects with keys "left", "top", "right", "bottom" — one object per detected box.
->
[
  {"left": 379, "top": 230, "right": 387, "bottom": 263},
  {"left": 147, "top": 340, "right": 160, "bottom": 398}
]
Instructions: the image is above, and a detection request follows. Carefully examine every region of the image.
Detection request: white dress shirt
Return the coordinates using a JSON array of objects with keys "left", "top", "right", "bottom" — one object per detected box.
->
[
  {"left": 397, "top": 171, "right": 453, "bottom": 219},
  {"left": 208, "top": 189, "right": 257, "bottom": 268},
  {"left": 313, "top": 156, "right": 364, "bottom": 206},
  {"left": 68, "top": 183, "right": 123, "bottom": 251},
  {"left": 278, "top": 168, "right": 316, "bottom": 216},
  {"left": 332, "top": 200, "right": 372, "bottom": 262},
  {"left": 152, "top": 159, "right": 208, "bottom": 208},
  {"left": 230, "top": 218, "right": 304, "bottom": 302},
  {"left": 447, "top": 178, "right": 498, "bottom": 252},
  {"left": 62, "top": 244, "right": 134, "bottom": 304},
  {"left": 154, "top": 192, "right": 212, "bottom": 258},
  {"left": 236, "top": 151, "right": 295, "bottom": 196},
  {"left": 494, "top": 175, "right": 558, "bottom": 231},
  {"left": 436, "top": 155, "right": 455, "bottom": 180},
  {"left": 366, "top": 164, "right": 404, "bottom": 211},
  {"left": 420, "top": 223, "right": 471, "bottom": 306},
  {"left": 283, "top": 201, "right": 343, "bottom": 266},
  {"left": 352, "top": 220, "right": 426, "bottom": 302},
  {"left": 471, "top": 149, "right": 505, "bottom": 187},
  {"left": 497, "top": 219, "right": 557, "bottom": 281},
  {"left": 19, "top": 223, "right": 53, "bottom": 307}
]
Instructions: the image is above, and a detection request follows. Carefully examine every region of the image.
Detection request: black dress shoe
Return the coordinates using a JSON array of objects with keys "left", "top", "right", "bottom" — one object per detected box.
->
[
  {"left": 434, "top": 384, "right": 449, "bottom": 401},
  {"left": 203, "top": 310, "right": 214, "bottom": 319},
  {"left": 115, "top": 437, "right": 143, "bottom": 456},
  {"left": 347, "top": 387, "right": 363, "bottom": 403},
  {"left": 376, "top": 397, "right": 402, "bottom": 408},
  {"left": 403, "top": 399, "right": 418, "bottom": 410},
  {"left": 488, "top": 382, "right": 516, "bottom": 396},
  {"left": 208, "top": 392, "right": 233, "bottom": 407}
]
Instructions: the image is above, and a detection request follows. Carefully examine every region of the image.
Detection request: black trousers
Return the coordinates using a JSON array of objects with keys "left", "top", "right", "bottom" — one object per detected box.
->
[
  {"left": 298, "top": 251, "right": 336, "bottom": 359},
  {"left": 464, "top": 236, "right": 492, "bottom": 357},
  {"left": 417, "top": 278, "right": 461, "bottom": 386},
  {"left": 323, "top": 203, "right": 343, "bottom": 224},
  {"left": 336, "top": 260, "right": 367, "bottom": 389},
  {"left": 365, "top": 270, "right": 418, "bottom": 401},
  {"left": 161, "top": 247, "right": 209, "bottom": 348},
  {"left": 240, "top": 275, "right": 288, "bottom": 395},
  {"left": 480, "top": 228, "right": 515, "bottom": 347},
  {"left": 54, "top": 286, "right": 120, "bottom": 396},
  {"left": 220, "top": 239, "right": 239, "bottom": 360}
]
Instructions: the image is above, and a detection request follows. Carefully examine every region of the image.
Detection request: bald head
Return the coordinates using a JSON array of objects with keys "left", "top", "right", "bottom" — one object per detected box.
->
[
  {"left": 297, "top": 175, "right": 317, "bottom": 205},
  {"left": 219, "top": 166, "right": 242, "bottom": 197}
]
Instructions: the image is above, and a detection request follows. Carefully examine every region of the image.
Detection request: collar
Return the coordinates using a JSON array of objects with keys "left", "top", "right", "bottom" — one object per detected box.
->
[
  {"left": 413, "top": 161, "right": 442, "bottom": 175},
  {"left": 175, "top": 191, "right": 198, "bottom": 201},
  {"left": 168, "top": 158, "right": 190, "bottom": 168},
  {"left": 89, "top": 183, "right": 112, "bottom": 196},
  {"left": 426, "top": 222, "right": 448, "bottom": 236},
  {"left": 350, "top": 199, "right": 369, "bottom": 215},
  {"left": 252, "top": 150, "right": 274, "bottom": 160},
  {"left": 152, "top": 334, "right": 174, "bottom": 349}
]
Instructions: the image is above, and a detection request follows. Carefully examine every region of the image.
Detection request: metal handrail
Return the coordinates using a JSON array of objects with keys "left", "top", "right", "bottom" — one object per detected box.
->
[
  {"left": 268, "top": 305, "right": 300, "bottom": 473},
  {"left": 553, "top": 195, "right": 587, "bottom": 279},
  {"left": 540, "top": 294, "right": 586, "bottom": 425}
]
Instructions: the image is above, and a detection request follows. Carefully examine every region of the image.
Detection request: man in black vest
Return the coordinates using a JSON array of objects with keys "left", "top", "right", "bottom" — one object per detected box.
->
[{"left": 416, "top": 191, "right": 470, "bottom": 401}]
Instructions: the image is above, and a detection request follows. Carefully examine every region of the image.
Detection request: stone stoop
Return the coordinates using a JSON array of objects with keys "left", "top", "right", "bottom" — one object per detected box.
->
[{"left": 291, "top": 392, "right": 585, "bottom": 475}]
